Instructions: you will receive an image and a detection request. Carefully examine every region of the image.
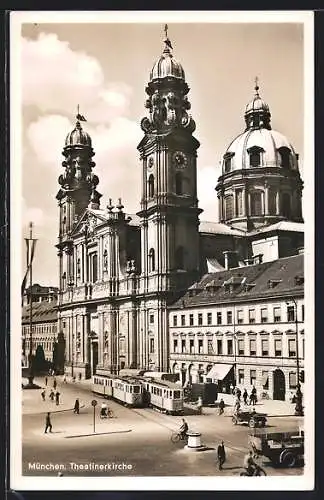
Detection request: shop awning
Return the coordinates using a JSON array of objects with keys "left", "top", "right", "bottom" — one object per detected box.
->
[{"left": 206, "top": 364, "right": 233, "bottom": 381}]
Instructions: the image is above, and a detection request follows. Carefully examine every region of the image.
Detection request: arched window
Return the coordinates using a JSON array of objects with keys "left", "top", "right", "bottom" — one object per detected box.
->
[
  {"left": 148, "top": 174, "right": 154, "bottom": 198},
  {"left": 248, "top": 146, "right": 263, "bottom": 168},
  {"left": 175, "top": 246, "right": 185, "bottom": 269},
  {"left": 225, "top": 195, "right": 234, "bottom": 220},
  {"left": 148, "top": 248, "right": 155, "bottom": 272},
  {"left": 279, "top": 147, "right": 291, "bottom": 169},
  {"left": 250, "top": 191, "right": 263, "bottom": 216},
  {"left": 281, "top": 193, "right": 291, "bottom": 218},
  {"left": 175, "top": 172, "right": 183, "bottom": 195}
]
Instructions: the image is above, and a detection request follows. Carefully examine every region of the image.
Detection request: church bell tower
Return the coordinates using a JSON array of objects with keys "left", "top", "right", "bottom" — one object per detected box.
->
[{"left": 137, "top": 26, "right": 202, "bottom": 292}]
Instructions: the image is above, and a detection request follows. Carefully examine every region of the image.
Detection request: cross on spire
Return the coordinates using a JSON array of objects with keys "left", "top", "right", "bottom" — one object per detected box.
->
[
  {"left": 254, "top": 76, "right": 259, "bottom": 93},
  {"left": 164, "top": 24, "right": 168, "bottom": 38},
  {"left": 76, "top": 105, "right": 87, "bottom": 122}
]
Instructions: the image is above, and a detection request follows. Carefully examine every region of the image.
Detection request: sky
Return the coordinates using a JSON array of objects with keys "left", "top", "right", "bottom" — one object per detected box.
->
[{"left": 16, "top": 15, "right": 305, "bottom": 286}]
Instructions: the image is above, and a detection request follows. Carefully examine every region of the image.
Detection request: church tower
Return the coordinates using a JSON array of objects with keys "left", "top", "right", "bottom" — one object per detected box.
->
[
  {"left": 137, "top": 27, "right": 202, "bottom": 292},
  {"left": 216, "top": 81, "right": 303, "bottom": 231},
  {"left": 56, "top": 116, "right": 102, "bottom": 294}
]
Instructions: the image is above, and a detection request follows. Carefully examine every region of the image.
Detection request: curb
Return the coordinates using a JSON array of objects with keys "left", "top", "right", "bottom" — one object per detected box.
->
[
  {"left": 25, "top": 404, "right": 86, "bottom": 416},
  {"left": 65, "top": 429, "right": 132, "bottom": 439}
]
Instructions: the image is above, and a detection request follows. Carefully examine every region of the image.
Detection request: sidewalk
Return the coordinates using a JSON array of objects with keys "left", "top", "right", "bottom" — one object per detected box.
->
[{"left": 215, "top": 393, "right": 298, "bottom": 417}]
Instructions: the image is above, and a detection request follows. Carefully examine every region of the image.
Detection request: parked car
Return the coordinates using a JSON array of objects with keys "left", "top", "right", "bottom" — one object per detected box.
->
[{"left": 249, "top": 429, "right": 304, "bottom": 467}]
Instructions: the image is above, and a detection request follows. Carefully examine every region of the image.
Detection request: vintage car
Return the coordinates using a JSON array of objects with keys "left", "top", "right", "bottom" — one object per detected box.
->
[
  {"left": 232, "top": 410, "right": 267, "bottom": 428},
  {"left": 248, "top": 429, "right": 304, "bottom": 467}
]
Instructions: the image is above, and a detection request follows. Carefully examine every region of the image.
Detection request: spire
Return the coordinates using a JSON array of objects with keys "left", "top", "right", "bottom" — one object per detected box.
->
[
  {"left": 76, "top": 104, "right": 87, "bottom": 123},
  {"left": 163, "top": 24, "right": 173, "bottom": 53}
]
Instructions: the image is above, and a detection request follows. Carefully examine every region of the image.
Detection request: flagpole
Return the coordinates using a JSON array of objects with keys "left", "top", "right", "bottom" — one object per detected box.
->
[{"left": 28, "top": 222, "right": 33, "bottom": 373}]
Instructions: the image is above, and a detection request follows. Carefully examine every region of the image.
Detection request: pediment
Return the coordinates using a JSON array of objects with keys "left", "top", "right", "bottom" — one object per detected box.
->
[{"left": 70, "top": 209, "right": 108, "bottom": 239}]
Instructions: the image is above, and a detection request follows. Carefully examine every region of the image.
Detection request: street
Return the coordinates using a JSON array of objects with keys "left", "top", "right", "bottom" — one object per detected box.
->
[{"left": 21, "top": 378, "right": 304, "bottom": 477}]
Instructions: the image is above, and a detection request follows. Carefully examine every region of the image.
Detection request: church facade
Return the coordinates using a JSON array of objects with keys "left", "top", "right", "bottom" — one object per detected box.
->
[{"left": 55, "top": 32, "right": 304, "bottom": 379}]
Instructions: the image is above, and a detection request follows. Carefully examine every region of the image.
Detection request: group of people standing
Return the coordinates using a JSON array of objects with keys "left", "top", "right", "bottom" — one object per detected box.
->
[
  {"left": 41, "top": 377, "right": 61, "bottom": 405},
  {"left": 233, "top": 386, "right": 258, "bottom": 407}
]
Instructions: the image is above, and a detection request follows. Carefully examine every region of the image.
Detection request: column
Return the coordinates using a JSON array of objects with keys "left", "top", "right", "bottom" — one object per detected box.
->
[
  {"left": 276, "top": 191, "right": 280, "bottom": 215},
  {"left": 264, "top": 184, "right": 269, "bottom": 215},
  {"left": 97, "top": 312, "right": 104, "bottom": 367},
  {"left": 83, "top": 314, "right": 89, "bottom": 364},
  {"left": 233, "top": 189, "right": 237, "bottom": 218}
]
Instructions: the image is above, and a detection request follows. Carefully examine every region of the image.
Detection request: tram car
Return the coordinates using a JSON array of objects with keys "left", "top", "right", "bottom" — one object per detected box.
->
[
  {"left": 143, "top": 371, "right": 179, "bottom": 383},
  {"left": 141, "top": 377, "right": 184, "bottom": 415},
  {"left": 92, "top": 373, "right": 144, "bottom": 408},
  {"left": 92, "top": 372, "right": 116, "bottom": 399}
]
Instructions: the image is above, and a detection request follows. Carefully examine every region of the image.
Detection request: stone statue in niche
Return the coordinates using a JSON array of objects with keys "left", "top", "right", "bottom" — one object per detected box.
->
[
  {"left": 103, "top": 249, "right": 108, "bottom": 271},
  {"left": 152, "top": 91, "right": 167, "bottom": 127}
]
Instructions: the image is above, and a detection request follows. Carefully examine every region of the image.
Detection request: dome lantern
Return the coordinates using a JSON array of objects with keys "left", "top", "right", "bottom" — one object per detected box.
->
[
  {"left": 150, "top": 25, "right": 185, "bottom": 81},
  {"left": 244, "top": 78, "right": 271, "bottom": 130}
]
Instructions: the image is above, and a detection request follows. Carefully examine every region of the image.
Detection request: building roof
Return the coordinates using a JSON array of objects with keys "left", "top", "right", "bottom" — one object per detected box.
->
[
  {"left": 199, "top": 221, "right": 245, "bottom": 236},
  {"left": 24, "top": 284, "right": 59, "bottom": 295},
  {"left": 249, "top": 221, "right": 304, "bottom": 236},
  {"left": 170, "top": 254, "right": 304, "bottom": 309},
  {"left": 22, "top": 300, "right": 58, "bottom": 324}
]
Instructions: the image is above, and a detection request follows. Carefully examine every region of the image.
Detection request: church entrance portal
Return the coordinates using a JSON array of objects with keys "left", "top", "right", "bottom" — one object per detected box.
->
[{"left": 273, "top": 369, "right": 286, "bottom": 400}]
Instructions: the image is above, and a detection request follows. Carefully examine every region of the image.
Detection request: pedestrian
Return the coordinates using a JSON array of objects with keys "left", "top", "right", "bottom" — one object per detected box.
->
[
  {"left": 73, "top": 399, "right": 80, "bottom": 414},
  {"left": 41, "top": 389, "right": 46, "bottom": 401},
  {"left": 44, "top": 412, "right": 52, "bottom": 433},
  {"left": 230, "top": 383, "right": 234, "bottom": 395},
  {"left": 243, "top": 389, "right": 248, "bottom": 405},
  {"left": 63, "top": 374, "right": 67, "bottom": 383},
  {"left": 218, "top": 398, "right": 225, "bottom": 415},
  {"left": 45, "top": 376, "right": 48, "bottom": 387},
  {"left": 78, "top": 373, "right": 82, "bottom": 381},
  {"left": 72, "top": 375, "right": 76, "bottom": 383},
  {"left": 233, "top": 398, "right": 241, "bottom": 414},
  {"left": 236, "top": 388, "right": 241, "bottom": 401},
  {"left": 49, "top": 389, "right": 55, "bottom": 402},
  {"left": 217, "top": 440, "right": 226, "bottom": 470},
  {"left": 55, "top": 391, "right": 60, "bottom": 405},
  {"left": 53, "top": 378, "right": 57, "bottom": 390},
  {"left": 197, "top": 396, "right": 203, "bottom": 415}
]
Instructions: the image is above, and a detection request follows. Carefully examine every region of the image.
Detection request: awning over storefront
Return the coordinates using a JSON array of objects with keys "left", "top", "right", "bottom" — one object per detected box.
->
[{"left": 206, "top": 364, "right": 233, "bottom": 381}]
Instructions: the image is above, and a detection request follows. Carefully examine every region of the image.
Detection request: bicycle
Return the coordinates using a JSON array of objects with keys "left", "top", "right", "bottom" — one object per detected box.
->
[
  {"left": 170, "top": 431, "right": 188, "bottom": 444},
  {"left": 240, "top": 465, "right": 267, "bottom": 476}
]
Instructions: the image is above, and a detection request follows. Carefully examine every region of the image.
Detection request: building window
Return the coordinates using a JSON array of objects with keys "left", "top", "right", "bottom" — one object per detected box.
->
[
  {"left": 273, "top": 307, "right": 281, "bottom": 322},
  {"left": 250, "top": 370, "right": 257, "bottom": 385},
  {"left": 207, "top": 312, "right": 212, "bottom": 325},
  {"left": 217, "top": 339, "right": 223, "bottom": 355},
  {"left": 77, "top": 258, "right": 81, "bottom": 278},
  {"left": 237, "top": 310, "right": 243, "bottom": 324},
  {"left": 217, "top": 312, "right": 222, "bottom": 325},
  {"left": 189, "top": 339, "right": 194, "bottom": 354},
  {"left": 261, "top": 339, "right": 269, "bottom": 356},
  {"left": 173, "top": 315, "right": 177, "bottom": 327},
  {"left": 175, "top": 172, "right": 183, "bottom": 195},
  {"left": 289, "top": 372, "right": 297, "bottom": 389},
  {"left": 302, "top": 305, "right": 304, "bottom": 321},
  {"left": 173, "top": 339, "right": 178, "bottom": 353},
  {"left": 181, "top": 339, "right": 186, "bottom": 353},
  {"left": 198, "top": 313, "right": 203, "bottom": 326},
  {"left": 236, "top": 189, "right": 243, "bottom": 216},
  {"left": 249, "top": 339, "right": 256, "bottom": 356},
  {"left": 268, "top": 189, "right": 277, "bottom": 215},
  {"left": 279, "top": 147, "right": 291, "bottom": 169},
  {"left": 207, "top": 339, "right": 214, "bottom": 354},
  {"left": 181, "top": 315, "right": 185, "bottom": 326},
  {"left": 238, "top": 369, "right": 244, "bottom": 385},
  {"left": 198, "top": 339, "right": 203, "bottom": 354},
  {"left": 248, "top": 309, "right": 255, "bottom": 324},
  {"left": 225, "top": 195, "right": 234, "bottom": 220},
  {"left": 262, "top": 370, "right": 269, "bottom": 390},
  {"left": 261, "top": 308, "right": 268, "bottom": 323},
  {"left": 288, "top": 339, "right": 297, "bottom": 357},
  {"left": 175, "top": 246, "right": 184, "bottom": 269},
  {"left": 224, "top": 155, "right": 232, "bottom": 173},
  {"left": 250, "top": 191, "right": 263, "bottom": 216},
  {"left": 302, "top": 339, "right": 305, "bottom": 358},
  {"left": 189, "top": 314, "right": 194, "bottom": 326},
  {"left": 148, "top": 174, "right": 154, "bottom": 198},
  {"left": 227, "top": 311, "right": 232, "bottom": 324},
  {"left": 281, "top": 193, "right": 291, "bottom": 218},
  {"left": 149, "top": 314, "right": 154, "bottom": 324},
  {"left": 275, "top": 339, "right": 282, "bottom": 357},
  {"left": 149, "top": 338, "right": 155, "bottom": 354},
  {"left": 287, "top": 306, "right": 295, "bottom": 322},
  {"left": 227, "top": 339, "right": 233, "bottom": 355},
  {"left": 148, "top": 248, "right": 155, "bottom": 272},
  {"left": 238, "top": 339, "right": 245, "bottom": 356}
]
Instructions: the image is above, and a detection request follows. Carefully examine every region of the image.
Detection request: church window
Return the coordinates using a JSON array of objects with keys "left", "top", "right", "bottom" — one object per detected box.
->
[
  {"left": 76, "top": 258, "right": 81, "bottom": 278},
  {"left": 148, "top": 174, "right": 154, "bottom": 198},
  {"left": 175, "top": 246, "right": 185, "bottom": 269},
  {"left": 250, "top": 191, "right": 263, "bottom": 216},
  {"left": 103, "top": 249, "right": 108, "bottom": 271},
  {"left": 279, "top": 147, "right": 291, "bottom": 168},
  {"left": 236, "top": 190, "right": 243, "bottom": 216},
  {"left": 268, "top": 189, "right": 277, "bottom": 215},
  {"left": 149, "top": 248, "right": 155, "bottom": 272},
  {"left": 281, "top": 193, "right": 291, "bottom": 218},
  {"left": 225, "top": 195, "right": 234, "bottom": 220},
  {"left": 175, "top": 172, "right": 183, "bottom": 195},
  {"left": 88, "top": 253, "right": 98, "bottom": 283},
  {"left": 223, "top": 152, "right": 234, "bottom": 173},
  {"left": 248, "top": 146, "right": 263, "bottom": 168}
]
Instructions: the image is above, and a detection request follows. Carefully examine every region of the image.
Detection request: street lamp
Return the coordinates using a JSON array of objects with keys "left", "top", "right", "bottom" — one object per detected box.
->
[{"left": 286, "top": 298, "right": 303, "bottom": 416}]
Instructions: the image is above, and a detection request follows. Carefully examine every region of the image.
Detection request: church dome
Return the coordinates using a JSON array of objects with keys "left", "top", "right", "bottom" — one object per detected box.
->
[
  {"left": 150, "top": 43, "right": 185, "bottom": 81},
  {"left": 65, "top": 121, "right": 92, "bottom": 147},
  {"left": 223, "top": 128, "right": 299, "bottom": 173}
]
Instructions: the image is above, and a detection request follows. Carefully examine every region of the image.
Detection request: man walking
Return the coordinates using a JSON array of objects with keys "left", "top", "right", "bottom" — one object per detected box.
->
[
  {"left": 243, "top": 389, "right": 248, "bottom": 405},
  {"left": 217, "top": 441, "right": 226, "bottom": 470},
  {"left": 53, "top": 378, "right": 57, "bottom": 390},
  {"left": 55, "top": 391, "right": 60, "bottom": 406},
  {"left": 73, "top": 399, "right": 80, "bottom": 414},
  {"left": 49, "top": 389, "right": 55, "bottom": 402},
  {"left": 41, "top": 389, "right": 46, "bottom": 401},
  {"left": 45, "top": 376, "right": 48, "bottom": 387},
  {"left": 44, "top": 412, "right": 52, "bottom": 433}
]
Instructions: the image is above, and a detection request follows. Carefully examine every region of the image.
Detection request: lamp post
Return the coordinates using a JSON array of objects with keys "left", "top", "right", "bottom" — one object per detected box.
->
[
  {"left": 286, "top": 298, "right": 303, "bottom": 416},
  {"left": 233, "top": 304, "right": 237, "bottom": 388}
]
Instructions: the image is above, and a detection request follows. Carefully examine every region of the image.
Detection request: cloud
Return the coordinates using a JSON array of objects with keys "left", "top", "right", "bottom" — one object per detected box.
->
[{"left": 22, "top": 33, "right": 133, "bottom": 123}]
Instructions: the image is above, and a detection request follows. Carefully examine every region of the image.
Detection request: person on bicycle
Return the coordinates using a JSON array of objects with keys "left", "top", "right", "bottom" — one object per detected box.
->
[
  {"left": 100, "top": 402, "right": 108, "bottom": 418},
  {"left": 243, "top": 450, "right": 257, "bottom": 476},
  {"left": 179, "top": 418, "right": 188, "bottom": 440}
]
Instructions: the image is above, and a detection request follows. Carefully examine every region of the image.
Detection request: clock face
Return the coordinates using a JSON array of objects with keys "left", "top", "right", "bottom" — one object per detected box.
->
[{"left": 173, "top": 151, "right": 188, "bottom": 169}]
